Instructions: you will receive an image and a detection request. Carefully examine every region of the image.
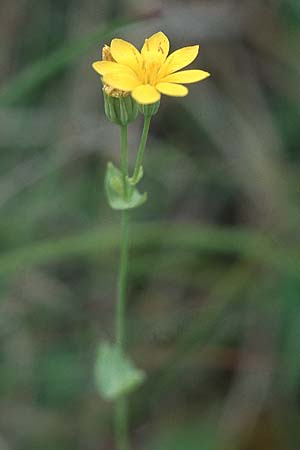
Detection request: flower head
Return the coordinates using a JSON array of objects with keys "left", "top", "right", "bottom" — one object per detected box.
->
[{"left": 92, "top": 31, "right": 210, "bottom": 105}]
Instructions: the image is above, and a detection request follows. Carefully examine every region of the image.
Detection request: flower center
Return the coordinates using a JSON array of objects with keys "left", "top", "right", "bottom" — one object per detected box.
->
[{"left": 141, "top": 58, "right": 162, "bottom": 85}]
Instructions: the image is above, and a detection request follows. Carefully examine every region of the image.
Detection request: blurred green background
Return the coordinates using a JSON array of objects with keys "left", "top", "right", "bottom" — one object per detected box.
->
[{"left": 1, "top": 0, "right": 300, "bottom": 449}]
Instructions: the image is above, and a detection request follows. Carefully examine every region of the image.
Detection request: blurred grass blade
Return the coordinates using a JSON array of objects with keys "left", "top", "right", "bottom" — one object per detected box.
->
[
  {"left": 0, "top": 223, "right": 300, "bottom": 276},
  {"left": 0, "top": 18, "right": 137, "bottom": 106}
]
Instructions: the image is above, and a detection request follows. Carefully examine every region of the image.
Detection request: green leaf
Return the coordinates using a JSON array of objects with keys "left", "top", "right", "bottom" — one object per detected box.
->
[
  {"left": 105, "top": 162, "right": 147, "bottom": 210},
  {"left": 95, "top": 342, "right": 145, "bottom": 400}
]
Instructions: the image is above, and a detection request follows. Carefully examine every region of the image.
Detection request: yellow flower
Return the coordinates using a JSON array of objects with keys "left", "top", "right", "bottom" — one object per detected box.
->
[{"left": 92, "top": 31, "right": 210, "bottom": 105}]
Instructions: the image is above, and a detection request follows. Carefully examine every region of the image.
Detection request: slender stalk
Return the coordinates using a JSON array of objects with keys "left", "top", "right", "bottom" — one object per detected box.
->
[
  {"left": 116, "top": 209, "right": 129, "bottom": 348},
  {"left": 115, "top": 395, "right": 129, "bottom": 450},
  {"left": 120, "top": 125, "right": 128, "bottom": 199},
  {"left": 115, "top": 125, "right": 130, "bottom": 450},
  {"left": 115, "top": 117, "right": 152, "bottom": 450},
  {"left": 131, "top": 115, "right": 151, "bottom": 184}
]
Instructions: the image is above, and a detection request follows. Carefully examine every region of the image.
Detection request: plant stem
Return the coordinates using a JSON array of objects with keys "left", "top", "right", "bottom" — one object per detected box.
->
[
  {"left": 116, "top": 209, "right": 129, "bottom": 348},
  {"left": 120, "top": 125, "right": 128, "bottom": 199},
  {"left": 131, "top": 114, "right": 151, "bottom": 184},
  {"left": 115, "top": 125, "right": 130, "bottom": 450},
  {"left": 115, "top": 373, "right": 129, "bottom": 450}
]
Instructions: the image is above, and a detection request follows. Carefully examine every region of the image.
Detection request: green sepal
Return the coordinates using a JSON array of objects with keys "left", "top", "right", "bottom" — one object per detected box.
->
[
  {"left": 139, "top": 101, "right": 160, "bottom": 117},
  {"left": 103, "top": 92, "right": 139, "bottom": 126},
  {"left": 105, "top": 162, "right": 147, "bottom": 210},
  {"left": 95, "top": 342, "right": 146, "bottom": 400}
]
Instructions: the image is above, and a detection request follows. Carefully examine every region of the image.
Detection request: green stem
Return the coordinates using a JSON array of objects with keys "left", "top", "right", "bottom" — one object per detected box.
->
[
  {"left": 114, "top": 116, "right": 151, "bottom": 449},
  {"left": 116, "top": 209, "right": 129, "bottom": 348},
  {"left": 115, "top": 388, "right": 129, "bottom": 450},
  {"left": 131, "top": 114, "right": 151, "bottom": 184},
  {"left": 120, "top": 125, "right": 128, "bottom": 199},
  {"left": 115, "top": 125, "right": 130, "bottom": 450}
]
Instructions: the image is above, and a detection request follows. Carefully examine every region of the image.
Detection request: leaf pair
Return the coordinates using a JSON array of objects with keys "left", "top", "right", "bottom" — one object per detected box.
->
[
  {"left": 95, "top": 342, "right": 145, "bottom": 400},
  {"left": 105, "top": 162, "right": 147, "bottom": 210}
]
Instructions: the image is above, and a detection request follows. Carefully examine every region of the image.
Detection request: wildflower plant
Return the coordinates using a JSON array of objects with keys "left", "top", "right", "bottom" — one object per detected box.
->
[{"left": 92, "top": 31, "right": 210, "bottom": 450}]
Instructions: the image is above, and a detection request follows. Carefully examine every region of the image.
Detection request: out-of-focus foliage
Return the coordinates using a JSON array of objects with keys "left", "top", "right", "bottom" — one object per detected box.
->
[{"left": 0, "top": 0, "right": 300, "bottom": 449}]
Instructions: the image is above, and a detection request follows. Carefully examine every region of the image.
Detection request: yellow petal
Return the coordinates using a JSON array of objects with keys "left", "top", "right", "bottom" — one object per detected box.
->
[
  {"left": 161, "top": 69, "right": 210, "bottom": 84},
  {"left": 103, "top": 73, "right": 140, "bottom": 91},
  {"left": 159, "top": 45, "right": 199, "bottom": 77},
  {"left": 141, "top": 31, "right": 170, "bottom": 63},
  {"left": 132, "top": 84, "right": 161, "bottom": 104},
  {"left": 156, "top": 82, "right": 188, "bottom": 97},
  {"left": 92, "top": 60, "right": 136, "bottom": 76},
  {"left": 110, "top": 38, "right": 142, "bottom": 74}
]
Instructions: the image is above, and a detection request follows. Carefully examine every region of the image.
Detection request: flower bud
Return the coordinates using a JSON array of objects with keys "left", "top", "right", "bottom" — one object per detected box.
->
[
  {"left": 138, "top": 101, "right": 160, "bottom": 117},
  {"left": 103, "top": 91, "right": 139, "bottom": 126},
  {"left": 102, "top": 44, "right": 114, "bottom": 61},
  {"left": 100, "top": 44, "right": 139, "bottom": 125}
]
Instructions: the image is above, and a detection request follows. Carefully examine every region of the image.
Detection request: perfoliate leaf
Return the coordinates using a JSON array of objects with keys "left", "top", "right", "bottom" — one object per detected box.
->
[
  {"left": 95, "top": 341, "right": 145, "bottom": 400},
  {"left": 105, "top": 162, "right": 147, "bottom": 210}
]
